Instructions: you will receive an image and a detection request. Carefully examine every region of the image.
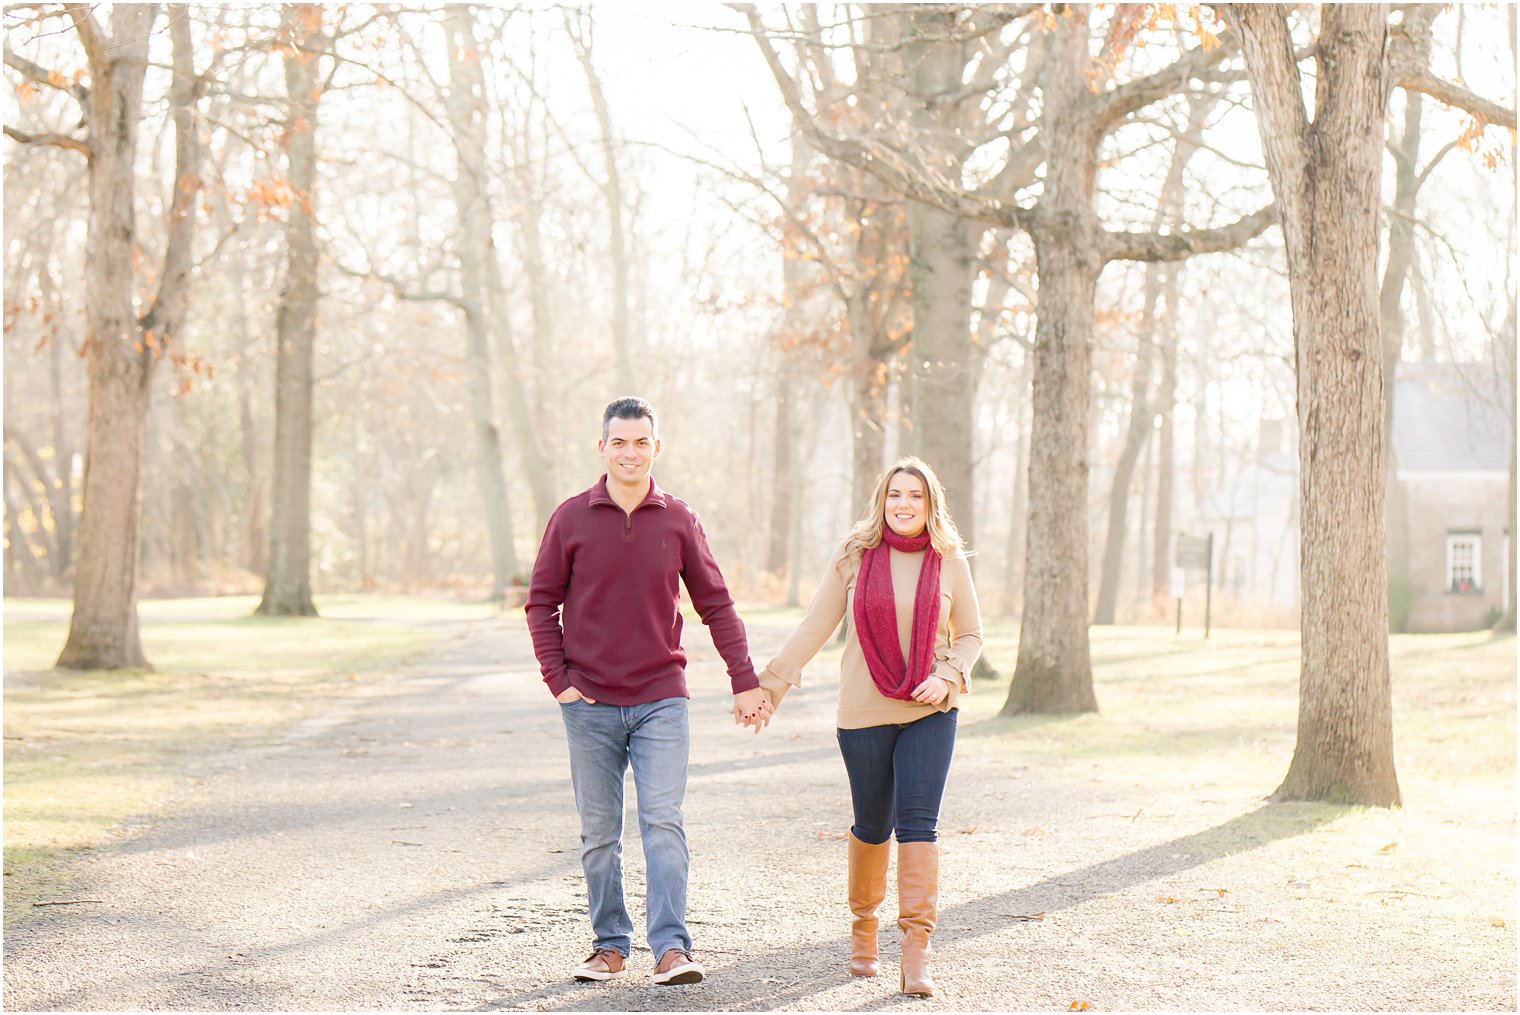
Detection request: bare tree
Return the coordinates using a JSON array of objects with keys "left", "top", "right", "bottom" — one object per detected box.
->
[
  {"left": 740, "top": 4, "right": 1274, "bottom": 712},
  {"left": 258, "top": 5, "right": 327, "bottom": 617},
  {"left": 441, "top": 3, "right": 519, "bottom": 594},
  {"left": 1225, "top": 1, "right": 1515, "bottom": 804},
  {"left": 6, "top": 4, "right": 204, "bottom": 668}
]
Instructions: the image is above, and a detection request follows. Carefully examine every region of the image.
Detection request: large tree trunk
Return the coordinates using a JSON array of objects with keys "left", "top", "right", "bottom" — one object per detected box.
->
[
  {"left": 1230, "top": 2, "right": 1400, "bottom": 806},
  {"left": 257, "top": 6, "right": 323, "bottom": 617},
  {"left": 905, "top": 9, "right": 977, "bottom": 547},
  {"left": 57, "top": 6, "right": 160, "bottom": 670},
  {"left": 1003, "top": 11, "right": 1099, "bottom": 714},
  {"left": 443, "top": 3, "right": 519, "bottom": 594}
]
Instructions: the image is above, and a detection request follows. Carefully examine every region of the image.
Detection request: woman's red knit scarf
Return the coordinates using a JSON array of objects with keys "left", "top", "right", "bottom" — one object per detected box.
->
[{"left": 852, "top": 526, "right": 942, "bottom": 701}]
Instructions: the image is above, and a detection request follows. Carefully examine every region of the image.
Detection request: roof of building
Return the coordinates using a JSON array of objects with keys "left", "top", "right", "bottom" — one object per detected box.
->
[{"left": 1393, "top": 361, "right": 1513, "bottom": 473}]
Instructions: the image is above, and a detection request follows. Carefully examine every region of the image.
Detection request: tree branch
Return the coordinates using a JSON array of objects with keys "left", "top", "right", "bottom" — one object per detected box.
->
[
  {"left": 1090, "top": 33, "right": 1239, "bottom": 133},
  {"left": 61, "top": 3, "right": 105, "bottom": 76},
  {"left": 1219, "top": 4, "right": 1311, "bottom": 216},
  {"left": 1387, "top": 4, "right": 1515, "bottom": 129},
  {"left": 3, "top": 43, "right": 88, "bottom": 106},
  {"left": 733, "top": 2, "right": 1034, "bottom": 232},
  {"left": 1414, "top": 136, "right": 1461, "bottom": 190},
  {"left": 4, "top": 124, "right": 89, "bottom": 156},
  {"left": 1102, "top": 202, "right": 1278, "bottom": 263},
  {"left": 138, "top": 3, "right": 200, "bottom": 339},
  {"left": 1393, "top": 65, "right": 1516, "bottom": 129},
  {"left": 333, "top": 258, "right": 473, "bottom": 315}
]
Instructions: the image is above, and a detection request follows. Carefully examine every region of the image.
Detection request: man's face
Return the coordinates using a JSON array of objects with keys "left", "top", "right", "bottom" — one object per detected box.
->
[{"left": 599, "top": 415, "right": 660, "bottom": 488}]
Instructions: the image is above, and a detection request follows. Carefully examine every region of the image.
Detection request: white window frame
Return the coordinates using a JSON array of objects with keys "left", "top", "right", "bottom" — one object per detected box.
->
[{"left": 1446, "top": 532, "right": 1482, "bottom": 593}]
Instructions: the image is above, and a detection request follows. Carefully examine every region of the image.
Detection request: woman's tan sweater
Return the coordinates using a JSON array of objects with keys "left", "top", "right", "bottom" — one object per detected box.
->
[{"left": 758, "top": 539, "right": 983, "bottom": 729}]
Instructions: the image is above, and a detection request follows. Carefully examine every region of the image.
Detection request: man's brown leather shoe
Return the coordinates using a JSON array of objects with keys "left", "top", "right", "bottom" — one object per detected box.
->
[
  {"left": 651, "top": 948, "right": 705, "bottom": 986},
  {"left": 571, "top": 948, "right": 627, "bottom": 982}
]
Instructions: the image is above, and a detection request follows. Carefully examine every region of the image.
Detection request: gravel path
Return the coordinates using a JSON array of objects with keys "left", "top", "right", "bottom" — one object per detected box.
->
[{"left": 5, "top": 619, "right": 1514, "bottom": 1011}]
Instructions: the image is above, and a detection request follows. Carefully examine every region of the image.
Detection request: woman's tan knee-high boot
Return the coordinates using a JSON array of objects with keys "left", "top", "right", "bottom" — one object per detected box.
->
[
  {"left": 847, "top": 833, "right": 891, "bottom": 976},
  {"left": 896, "top": 840, "right": 939, "bottom": 996}
]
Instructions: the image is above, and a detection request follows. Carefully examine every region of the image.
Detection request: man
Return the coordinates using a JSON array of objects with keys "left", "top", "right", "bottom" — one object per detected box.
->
[{"left": 526, "top": 396, "right": 772, "bottom": 986}]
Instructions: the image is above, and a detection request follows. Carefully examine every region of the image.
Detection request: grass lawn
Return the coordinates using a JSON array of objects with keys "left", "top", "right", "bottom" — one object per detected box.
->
[
  {"left": 2, "top": 594, "right": 498, "bottom": 924},
  {"left": 958, "top": 623, "right": 1515, "bottom": 803}
]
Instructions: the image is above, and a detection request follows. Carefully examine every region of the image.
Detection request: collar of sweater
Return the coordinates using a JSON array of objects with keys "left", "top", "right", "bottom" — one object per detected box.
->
[{"left": 589, "top": 474, "right": 669, "bottom": 512}]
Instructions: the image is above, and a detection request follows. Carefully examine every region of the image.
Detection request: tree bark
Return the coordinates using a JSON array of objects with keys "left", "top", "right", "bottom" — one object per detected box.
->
[
  {"left": 443, "top": 3, "right": 519, "bottom": 595},
  {"left": 1228, "top": 2, "right": 1400, "bottom": 805},
  {"left": 1003, "top": 10, "right": 1100, "bottom": 714},
  {"left": 905, "top": 9, "right": 977, "bottom": 548},
  {"left": 56, "top": 6, "right": 160, "bottom": 670},
  {"left": 257, "top": 6, "right": 323, "bottom": 617}
]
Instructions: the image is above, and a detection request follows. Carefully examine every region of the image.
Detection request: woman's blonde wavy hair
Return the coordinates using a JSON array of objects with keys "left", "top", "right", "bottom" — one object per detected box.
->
[{"left": 837, "top": 456, "right": 966, "bottom": 576}]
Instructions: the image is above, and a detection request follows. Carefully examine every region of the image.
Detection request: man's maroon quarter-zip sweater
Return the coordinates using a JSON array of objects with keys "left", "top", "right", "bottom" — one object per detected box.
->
[{"left": 525, "top": 474, "right": 759, "bottom": 705}]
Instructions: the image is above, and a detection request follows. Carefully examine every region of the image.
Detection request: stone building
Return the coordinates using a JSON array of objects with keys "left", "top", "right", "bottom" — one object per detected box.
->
[{"left": 1391, "top": 361, "right": 1513, "bottom": 632}]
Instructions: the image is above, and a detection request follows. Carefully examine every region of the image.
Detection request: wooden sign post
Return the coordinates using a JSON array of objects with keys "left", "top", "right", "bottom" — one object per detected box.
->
[{"left": 1175, "top": 533, "right": 1215, "bottom": 637}]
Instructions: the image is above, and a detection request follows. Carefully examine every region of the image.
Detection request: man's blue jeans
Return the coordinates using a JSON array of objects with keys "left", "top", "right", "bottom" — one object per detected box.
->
[{"left": 558, "top": 696, "right": 691, "bottom": 959}]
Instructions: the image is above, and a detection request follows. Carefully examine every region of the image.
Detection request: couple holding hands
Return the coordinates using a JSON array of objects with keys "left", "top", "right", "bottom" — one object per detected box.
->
[{"left": 525, "top": 396, "right": 982, "bottom": 997}]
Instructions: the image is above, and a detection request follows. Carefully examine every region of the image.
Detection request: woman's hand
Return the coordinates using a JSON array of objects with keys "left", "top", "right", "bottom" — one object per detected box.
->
[
  {"left": 556, "top": 686, "right": 596, "bottom": 704},
  {"left": 732, "top": 687, "right": 773, "bottom": 733},
  {"left": 910, "top": 674, "right": 951, "bottom": 705}
]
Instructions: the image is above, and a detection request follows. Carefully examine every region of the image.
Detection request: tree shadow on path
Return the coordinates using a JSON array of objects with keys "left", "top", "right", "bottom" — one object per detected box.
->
[{"left": 473, "top": 801, "right": 1345, "bottom": 1011}]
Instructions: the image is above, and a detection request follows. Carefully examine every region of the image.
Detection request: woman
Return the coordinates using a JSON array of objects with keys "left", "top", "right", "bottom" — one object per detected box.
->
[{"left": 749, "top": 456, "right": 981, "bottom": 996}]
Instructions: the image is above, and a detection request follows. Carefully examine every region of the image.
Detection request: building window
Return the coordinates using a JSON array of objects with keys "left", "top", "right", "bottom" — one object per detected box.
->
[{"left": 1446, "top": 532, "right": 1482, "bottom": 594}]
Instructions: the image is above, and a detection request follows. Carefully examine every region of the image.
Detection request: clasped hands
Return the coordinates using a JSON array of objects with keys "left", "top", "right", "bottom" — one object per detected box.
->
[
  {"left": 732, "top": 687, "right": 773, "bottom": 734},
  {"left": 730, "top": 674, "right": 950, "bottom": 734}
]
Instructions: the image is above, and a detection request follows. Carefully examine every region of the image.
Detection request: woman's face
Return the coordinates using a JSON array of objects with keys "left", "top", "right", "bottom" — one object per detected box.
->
[{"left": 883, "top": 471, "right": 928, "bottom": 538}]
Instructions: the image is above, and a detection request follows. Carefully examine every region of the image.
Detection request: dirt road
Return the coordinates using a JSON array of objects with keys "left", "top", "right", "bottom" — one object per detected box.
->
[{"left": 5, "top": 618, "right": 1514, "bottom": 1011}]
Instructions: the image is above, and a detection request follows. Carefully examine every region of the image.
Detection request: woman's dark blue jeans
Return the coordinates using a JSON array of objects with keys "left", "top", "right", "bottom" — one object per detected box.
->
[{"left": 836, "top": 708, "right": 957, "bottom": 845}]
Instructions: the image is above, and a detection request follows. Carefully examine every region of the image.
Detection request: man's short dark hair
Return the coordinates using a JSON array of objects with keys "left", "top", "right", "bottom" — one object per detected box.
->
[{"left": 602, "top": 396, "right": 657, "bottom": 442}]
